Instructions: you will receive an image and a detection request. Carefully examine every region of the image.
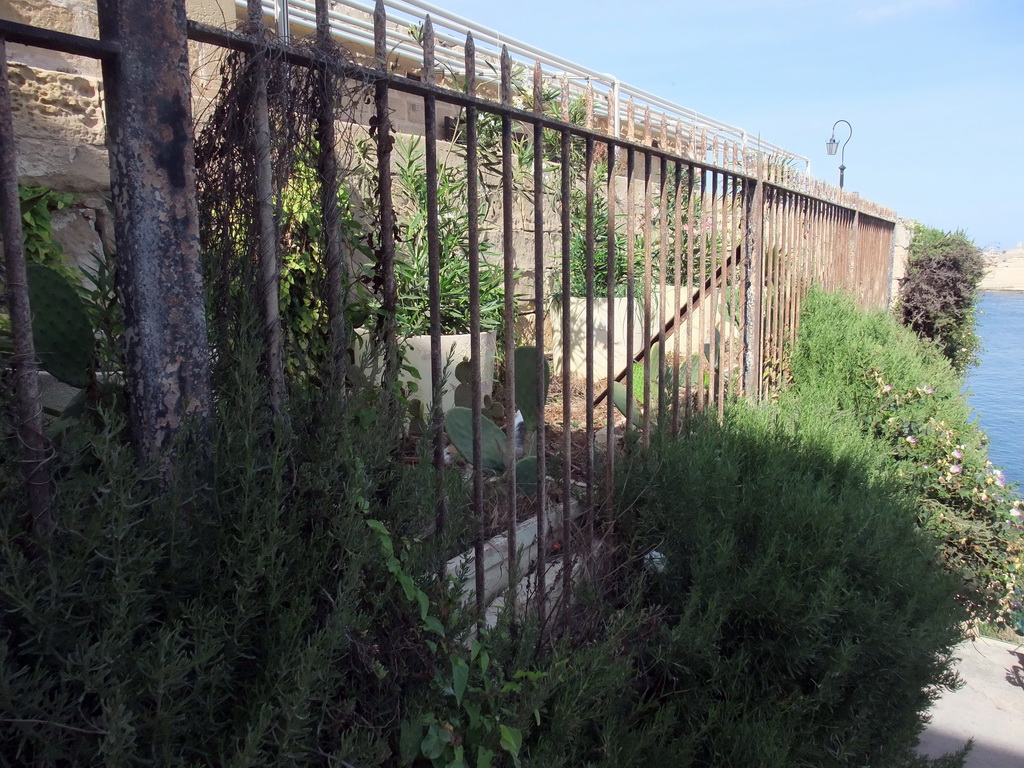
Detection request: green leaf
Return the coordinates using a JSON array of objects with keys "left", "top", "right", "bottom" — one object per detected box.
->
[
  {"left": 464, "top": 702, "right": 482, "bottom": 731},
  {"left": 479, "top": 649, "right": 490, "bottom": 675},
  {"left": 423, "top": 615, "right": 446, "bottom": 636},
  {"left": 366, "top": 519, "right": 394, "bottom": 556},
  {"left": 447, "top": 745, "right": 466, "bottom": 768},
  {"left": 476, "top": 747, "right": 494, "bottom": 768},
  {"left": 451, "top": 656, "right": 470, "bottom": 706},
  {"left": 422, "top": 723, "right": 451, "bottom": 760},
  {"left": 499, "top": 725, "right": 522, "bottom": 759},
  {"left": 416, "top": 588, "right": 430, "bottom": 620},
  {"left": 399, "top": 719, "right": 423, "bottom": 764}
]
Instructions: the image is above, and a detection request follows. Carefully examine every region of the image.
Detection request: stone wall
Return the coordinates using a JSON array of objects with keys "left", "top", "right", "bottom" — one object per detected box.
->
[{"left": 889, "top": 217, "right": 913, "bottom": 307}]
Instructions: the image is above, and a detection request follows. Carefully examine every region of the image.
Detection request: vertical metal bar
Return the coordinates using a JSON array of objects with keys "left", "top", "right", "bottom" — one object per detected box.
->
[
  {"left": 657, "top": 155, "right": 668, "bottom": 420},
  {"left": 243, "top": 0, "right": 286, "bottom": 417},
  {"left": 422, "top": 17, "right": 447, "bottom": 537},
  {"left": 778, "top": 192, "right": 789, "bottom": 371},
  {"left": 97, "top": 0, "right": 212, "bottom": 465},
  {"left": 532, "top": 60, "right": 548, "bottom": 628},
  {"left": 464, "top": 33, "right": 486, "bottom": 617},
  {"left": 640, "top": 109, "right": 652, "bottom": 442},
  {"left": 671, "top": 161, "right": 683, "bottom": 435},
  {"left": 765, "top": 187, "right": 778, "bottom": 381},
  {"left": 624, "top": 147, "right": 636, "bottom": 428},
  {"left": 641, "top": 149, "right": 653, "bottom": 442},
  {"left": 314, "top": 0, "right": 347, "bottom": 389},
  {"left": 778, "top": 192, "right": 789, "bottom": 370},
  {"left": 500, "top": 46, "right": 518, "bottom": 596},
  {"left": 559, "top": 87, "right": 574, "bottom": 615},
  {"left": 707, "top": 171, "right": 719, "bottom": 416},
  {"left": 684, "top": 165, "right": 696, "bottom": 427},
  {"left": 604, "top": 141, "right": 616, "bottom": 519},
  {"left": 786, "top": 193, "right": 797, "bottom": 362},
  {"left": 761, "top": 187, "right": 773, "bottom": 379},
  {"left": 584, "top": 83, "right": 596, "bottom": 552},
  {"left": 716, "top": 173, "right": 728, "bottom": 416},
  {"left": 373, "top": 0, "right": 399, "bottom": 393},
  {"left": 721, "top": 171, "right": 733, "bottom": 404},
  {"left": 0, "top": 39, "right": 51, "bottom": 535},
  {"left": 794, "top": 198, "right": 807, "bottom": 342},
  {"left": 743, "top": 158, "right": 764, "bottom": 399},
  {"left": 697, "top": 168, "right": 709, "bottom": 412}
]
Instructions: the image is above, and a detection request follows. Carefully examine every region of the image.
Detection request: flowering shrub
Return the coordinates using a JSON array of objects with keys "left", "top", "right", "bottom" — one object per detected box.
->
[
  {"left": 858, "top": 370, "right": 1023, "bottom": 625},
  {"left": 792, "top": 289, "right": 1022, "bottom": 630}
]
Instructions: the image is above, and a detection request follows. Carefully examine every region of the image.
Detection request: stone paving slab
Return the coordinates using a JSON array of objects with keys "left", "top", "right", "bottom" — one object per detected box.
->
[{"left": 917, "top": 635, "right": 1024, "bottom": 767}]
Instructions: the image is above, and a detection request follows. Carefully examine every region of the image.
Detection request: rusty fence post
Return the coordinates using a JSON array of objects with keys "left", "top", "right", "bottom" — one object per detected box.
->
[
  {"left": 0, "top": 37, "right": 53, "bottom": 535},
  {"left": 96, "top": 0, "right": 212, "bottom": 466},
  {"left": 741, "top": 159, "right": 765, "bottom": 399}
]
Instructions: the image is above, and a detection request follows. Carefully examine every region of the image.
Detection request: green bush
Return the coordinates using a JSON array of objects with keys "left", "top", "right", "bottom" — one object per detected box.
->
[
  {"left": 602, "top": 406, "right": 966, "bottom": 768},
  {"left": 898, "top": 225, "right": 985, "bottom": 373},
  {"left": 791, "top": 289, "right": 1023, "bottom": 625},
  {"left": 0, "top": 336, "right": 467, "bottom": 766}
]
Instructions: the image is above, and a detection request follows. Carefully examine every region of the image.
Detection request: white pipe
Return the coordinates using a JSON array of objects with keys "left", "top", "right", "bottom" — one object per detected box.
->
[{"left": 241, "top": 0, "right": 810, "bottom": 168}]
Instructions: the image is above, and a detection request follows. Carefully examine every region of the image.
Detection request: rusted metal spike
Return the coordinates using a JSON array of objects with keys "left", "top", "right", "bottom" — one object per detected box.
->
[
  {"left": 314, "top": 0, "right": 330, "bottom": 39},
  {"left": 500, "top": 45, "right": 511, "bottom": 105},
  {"left": 465, "top": 32, "right": 476, "bottom": 94},
  {"left": 560, "top": 73, "right": 569, "bottom": 121},
  {"left": 584, "top": 81, "right": 594, "bottom": 129},
  {"left": 247, "top": 0, "right": 262, "bottom": 27},
  {"left": 533, "top": 59, "right": 543, "bottom": 113},
  {"left": 422, "top": 15, "right": 434, "bottom": 85},
  {"left": 374, "top": 0, "right": 386, "bottom": 68}
]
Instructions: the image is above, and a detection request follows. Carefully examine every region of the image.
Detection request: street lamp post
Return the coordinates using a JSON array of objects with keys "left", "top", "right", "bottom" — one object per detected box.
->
[{"left": 825, "top": 119, "right": 852, "bottom": 189}]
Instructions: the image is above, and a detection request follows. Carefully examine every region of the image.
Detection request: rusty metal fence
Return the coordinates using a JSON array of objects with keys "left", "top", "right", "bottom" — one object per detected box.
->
[{"left": 0, "top": 0, "right": 895, "bottom": 622}]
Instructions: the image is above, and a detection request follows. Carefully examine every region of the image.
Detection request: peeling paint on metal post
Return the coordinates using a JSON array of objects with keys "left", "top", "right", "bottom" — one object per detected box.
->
[{"left": 96, "top": 0, "right": 212, "bottom": 466}]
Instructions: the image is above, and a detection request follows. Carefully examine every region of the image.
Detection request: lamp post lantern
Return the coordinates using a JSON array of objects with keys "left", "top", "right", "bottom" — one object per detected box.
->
[{"left": 825, "top": 119, "right": 852, "bottom": 189}]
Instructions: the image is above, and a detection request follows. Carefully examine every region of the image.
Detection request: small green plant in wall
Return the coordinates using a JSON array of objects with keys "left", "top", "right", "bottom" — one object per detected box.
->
[{"left": 367, "top": 519, "right": 538, "bottom": 768}]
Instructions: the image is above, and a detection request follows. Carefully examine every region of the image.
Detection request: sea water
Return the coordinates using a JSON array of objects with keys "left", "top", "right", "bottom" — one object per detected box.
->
[{"left": 966, "top": 292, "right": 1024, "bottom": 487}]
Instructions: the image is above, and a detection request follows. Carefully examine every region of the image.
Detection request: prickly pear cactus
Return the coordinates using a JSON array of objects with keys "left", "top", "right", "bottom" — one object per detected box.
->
[
  {"left": 444, "top": 405, "right": 507, "bottom": 473},
  {"left": 26, "top": 263, "right": 94, "bottom": 388},
  {"left": 513, "top": 345, "right": 549, "bottom": 433},
  {"left": 514, "top": 455, "right": 538, "bottom": 495}
]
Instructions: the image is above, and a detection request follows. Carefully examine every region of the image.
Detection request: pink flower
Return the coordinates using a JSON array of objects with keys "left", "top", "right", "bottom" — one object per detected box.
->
[
  {"left": 950, "top": 465, "right": 962, "bottom": 475},
  {"left": 922, "top": 385, "right": 935, "bottom": 394},
  {"left": 905, "top": 436, "right": 918, "bottom": 446},
  {"left": 883, "top": 384, "right": 894, "bottom": 393},
  {"left": 1012, "top": 508, "right": 1022, "bottom": 519},
  {"left": 994, "top": 470, "right": 1006, "bottom": 488},
  {"left": 951, "top": 449, "right": 963, "bottom": 460}
]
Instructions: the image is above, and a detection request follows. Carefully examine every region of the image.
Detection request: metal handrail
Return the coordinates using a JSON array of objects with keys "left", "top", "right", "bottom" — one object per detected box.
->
[{"left": 239, "top": 0, "right": 811, "bottom": 175}]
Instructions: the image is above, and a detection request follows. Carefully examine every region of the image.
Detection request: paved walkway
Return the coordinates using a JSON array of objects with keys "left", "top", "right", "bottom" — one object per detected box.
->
[{"left": 917, "top": 635, "right": 1024, "bottom": 767}]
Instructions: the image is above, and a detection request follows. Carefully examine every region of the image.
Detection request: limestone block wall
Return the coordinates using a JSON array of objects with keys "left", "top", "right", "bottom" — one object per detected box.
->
[{"left": 1, "top": 0, "right": 556, "bottom": 336}]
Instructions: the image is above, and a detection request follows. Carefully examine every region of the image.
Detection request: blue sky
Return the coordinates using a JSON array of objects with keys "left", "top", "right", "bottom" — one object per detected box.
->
[{"left": 431, "top": 0, "right": 1023, "bottom": 250}]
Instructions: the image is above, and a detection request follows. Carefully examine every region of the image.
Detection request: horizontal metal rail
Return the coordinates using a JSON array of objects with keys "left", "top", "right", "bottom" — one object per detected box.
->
[
  {"left": 240, "top": 0, "right": 807, "bottom": 168},
  {"left": 0, "top": 18, "right": 119, "bottom": 60}
]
